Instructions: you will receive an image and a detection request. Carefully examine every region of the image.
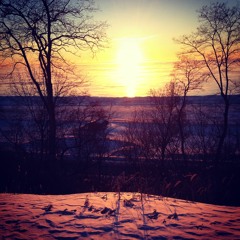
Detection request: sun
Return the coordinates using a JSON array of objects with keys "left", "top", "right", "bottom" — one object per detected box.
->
[
  {"left": 116, "top": 38, "right": 143, "bottom": 66},
  {"left": 115, "top": 38, "right": 144, "bottom": 97}
]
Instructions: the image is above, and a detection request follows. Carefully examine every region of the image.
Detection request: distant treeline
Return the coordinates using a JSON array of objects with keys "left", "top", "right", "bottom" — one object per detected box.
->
[{"left": 1, "top": 95, "right": 240, "bottom": 106}]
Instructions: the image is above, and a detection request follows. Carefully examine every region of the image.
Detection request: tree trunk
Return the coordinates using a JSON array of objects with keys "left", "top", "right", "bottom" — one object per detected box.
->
[
  {"left": 215, "top": 96, "right": 229, "bottom": 164},
  {"left": 46, "top": 80, "right": 56, "bottom": 163},
  {"left": 48, "top": 105, "right": 56, "bottom": 162},
  {"left": 45, "top": 95, "right": 57, "bottom": 193}
]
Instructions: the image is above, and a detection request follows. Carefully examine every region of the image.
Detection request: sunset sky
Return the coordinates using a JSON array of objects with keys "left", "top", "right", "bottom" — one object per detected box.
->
[
  {"left": 0, "top": 0, "right": 235, "bottom": 97},
  {"left": 76, "top": 0, "right": 231, "bottom": 97}
]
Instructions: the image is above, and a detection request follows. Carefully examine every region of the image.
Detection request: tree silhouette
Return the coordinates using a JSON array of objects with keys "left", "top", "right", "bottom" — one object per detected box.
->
[
  {"left": 171, "top": 55, "right": 205, "bottom": 159},
  {"left": 0, "top": 0, "right": 107, "bottom": 162},
  {"left": 176, "top": 2, "right": 240, "bottom": 162},
  {"left": 122, "top": 82, "right": 180, "bottom": 167}
]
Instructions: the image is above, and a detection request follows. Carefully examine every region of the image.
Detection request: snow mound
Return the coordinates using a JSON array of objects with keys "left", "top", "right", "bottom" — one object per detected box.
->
[{"left": 0, "top": 192, "right": 240, "bottom": 239}]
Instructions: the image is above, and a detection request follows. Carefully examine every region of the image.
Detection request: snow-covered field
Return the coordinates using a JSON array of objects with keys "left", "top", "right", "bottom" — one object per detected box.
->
[{"left": 0, "top": 192, "right": 240, "bottom": 239}]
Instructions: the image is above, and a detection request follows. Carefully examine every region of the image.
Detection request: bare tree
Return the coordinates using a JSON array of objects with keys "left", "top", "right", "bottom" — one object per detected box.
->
[
  {"left": 8, "top": 70, "right": 80, "bottom": 162},
  {"left": 149, "top": 82, "right": 180, "bottom": 163},
  {"left": 189, "top": 102, "right": 222, "bottom": 162},
  {"left": 123, "top": 82, "right": 180, "bottom": 167},
  {"left": 0, "top": 0, "right": 107, "bottom": 162},
  {"left": 171, "top": 55, "right": 205, "bottom": 159},
  {"left": 175, "top": 2, "right": 240, "bottom": 162}
]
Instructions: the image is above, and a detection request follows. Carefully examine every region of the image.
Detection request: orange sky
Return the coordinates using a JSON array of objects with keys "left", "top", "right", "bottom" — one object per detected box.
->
[
  {"left": 73, "top": 0, "right": 226, "bottom": 97},
  {"left": 0, "top": 0, "right": 232, "bottom": 97}
]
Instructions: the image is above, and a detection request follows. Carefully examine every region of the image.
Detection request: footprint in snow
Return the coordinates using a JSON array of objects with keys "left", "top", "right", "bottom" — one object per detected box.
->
[
  {"left": 146, "top": 209, "right": 159, "bottom": 220},
  {"left": 43, "top": 204, "right": 53, "bottom": 212}
]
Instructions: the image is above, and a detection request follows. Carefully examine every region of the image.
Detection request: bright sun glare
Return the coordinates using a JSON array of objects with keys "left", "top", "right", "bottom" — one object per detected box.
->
[{"left": 115, "top": 38, "right": 144, "bottom": 97}]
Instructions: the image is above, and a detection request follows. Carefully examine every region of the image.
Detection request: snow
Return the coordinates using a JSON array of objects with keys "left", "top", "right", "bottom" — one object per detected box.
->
[{"left": 0, "top": 192, "right": 240, "bottom": 239}]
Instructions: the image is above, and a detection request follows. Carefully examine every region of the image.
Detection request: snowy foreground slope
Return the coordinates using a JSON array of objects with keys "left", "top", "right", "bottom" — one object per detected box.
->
[{"left": 0, "top": 192, "right": 240, "bottom": 240}]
